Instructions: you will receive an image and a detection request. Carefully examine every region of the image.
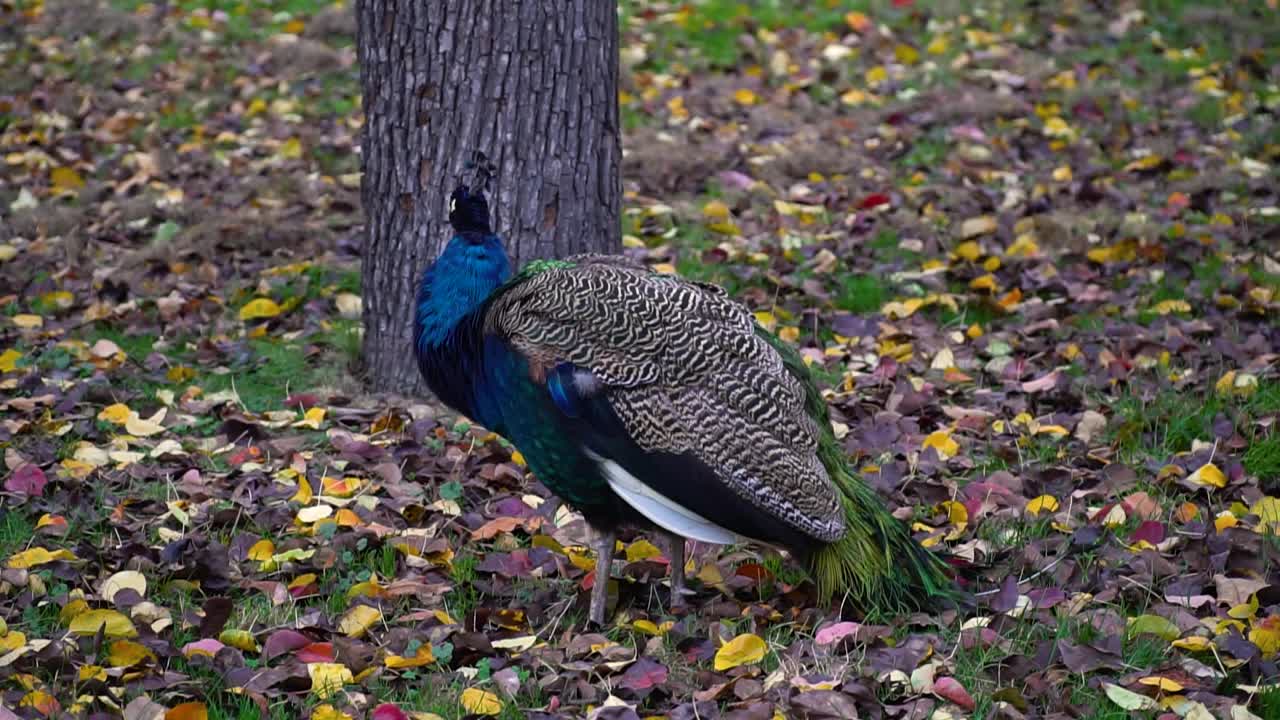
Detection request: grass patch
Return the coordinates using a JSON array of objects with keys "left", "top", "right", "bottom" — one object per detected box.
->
[{"left": 833, "top": 274, "right": 888, "bottom": 314}]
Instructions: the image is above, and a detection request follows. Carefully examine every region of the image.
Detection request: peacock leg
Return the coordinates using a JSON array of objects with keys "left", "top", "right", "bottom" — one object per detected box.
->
[
  {"left": 589, "top": 528, "right": 616, "bottom": 626},
  {"left": 662, "top": 530, "right": 690, "bottom": 610}
]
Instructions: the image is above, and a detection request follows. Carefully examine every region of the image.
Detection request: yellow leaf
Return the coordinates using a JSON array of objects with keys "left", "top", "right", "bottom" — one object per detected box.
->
[
  {"left": 8, "top": 547, "right": 76, "bottom": 569},
  {"left": 282, "top": 19, "right": 305, "bottom": 34},
  {"left": 1230, "top": 593, "right": 1259, "bottom": 620},
  {"left": 1217, "top": 370, "right": 1259, "bottom": 398},
  {"left": 1187, "top": 462, "right": 1227, "bottom": 489},
  {"left": 311, "top": 705, "right": 354, "bottom": 720},
  {"left": 125, "top": 408, "right": 167, "bottom": 437},
  {"left": 50, "top": 166, "right": 85, "bottom": 191},
  {"left": 881, "top": 298, "right": 925, "bottom": 319},
  {"left": 101, "top": 570, "right": 147, "bottom": 603},
  {"left": 969, "top": 274, "right": 999, "bottom": 293},
  {"left": 1042, "top": 116, "right": 1075, "bottom": 139},
  {"left": 0, "top": 348, "right": 21, "bottom": 372},
  {"left": 631, "top": 619, "right": 674, "bottom": 636},
  {"left": 703, "top": 200, "right": 730, "bottom": 220},
  {"left": 459, "top": 688, "right": 503, "bottom": 716},
  {"left": 753, "top": 311, "right": 777, "bottom": 332},
  {"left": 107, "top": 639, "right": 155, "bottom": 667},
  {"left": 733, "top": 89, "right": 757, "bottom": 106},
  {"left": 1151, "top": 299, "right": 1191, "bottom": 315},
  {"left": 894, "top": 44, "right": 920, "bottom": 65},
  {"left": 248, "top": 539, "right": 275, "bottom": 561},
  {"left": 1172, "top": 636, "right": 1212, "bottom": 652},
  {"left": 1250, "top": 615, "right": 1280, "bottom": 658},
  {"left": 922, "top": 430, "right": 959, "bottom": 461},
  {"left": 219, "top": 629, "right": 259, "bottom": 653},
  {"left": 239, "top": 298, "right": 283, "bottom": 321},
  {"left": 715, "top": 633, "right": 767, "bottom": 670},
  {"left": 69, "top": 609, "right": 138, "bottom": 638},
  {"left": 0, "top": 631, "right": 26, "bottom": 652},
  {"left": 307, "top": 663, "right": 353, "bottom": 699},
  {"left": 385, "top": 645, "right": 435, "bottom": 668},
  {"left": 288, "top": 573, "right": 318, "bottom": 591},
  {"left": 1215, "top": 511, "right": 1239, "bottom": 532},
  {"left": 926, "top": 35, "right": 949, "bottom": 55},
  {"left": 625, "top": 539, "right": 663, "bottom": 562},
  {"left": 292, "top": 477, "right": 314, "bottom": 504},
  {"left": 1253, "top": 497, "right": 1280, "bottom": 531},
  {"left": 61, "top": 598, "right": 90, "bottom": 625},
  {"left": 296, "top": 407, "right": 326, "bottom": 430},
  {"left": 1026, "top": 495, "right": 1059, "bottom": 516},
  {"left": 12, "top": 314, "right": 43, "bottom": 329},
  {"left": 952, "top": 241, "right": 982, "bottom": 262},
  {"left": 1138, "top": 676, "right": 1185, "bottom": 692},
  {"left": 1053, "top": 165, "right": 1073, "bottom": 182},
  {"left": 279, "top": 137, "right": 303, "bottom": 159},
  {"left": 338, "top": 605, "right": 382, "bottom": 638},
  {"left": 165, "top": 702, "right": 209, "bottom": 720},
  {"left": 1005, "top": 234, "right": 1040, "bottom": 258},
  {"left": 79, "top": 664, "right": 107, "bottom": 683},
  {"left": 865, "top": 66, "right": 888, "bottom": 86}
]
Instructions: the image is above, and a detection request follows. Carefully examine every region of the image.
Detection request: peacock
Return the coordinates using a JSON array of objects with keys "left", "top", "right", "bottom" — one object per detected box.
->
[{"left": 413, "top": 169, "right": 958, "bottom": 626}]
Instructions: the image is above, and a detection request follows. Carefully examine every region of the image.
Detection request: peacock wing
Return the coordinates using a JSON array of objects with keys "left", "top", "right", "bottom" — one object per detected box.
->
[{"left": 485, "top": 256, "right": 845, "bottom": 543}]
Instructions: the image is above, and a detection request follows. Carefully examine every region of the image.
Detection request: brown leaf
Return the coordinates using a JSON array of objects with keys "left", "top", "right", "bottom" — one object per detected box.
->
[{"left": 1215, "top": 575, "right": 1270, "bottom": 606}]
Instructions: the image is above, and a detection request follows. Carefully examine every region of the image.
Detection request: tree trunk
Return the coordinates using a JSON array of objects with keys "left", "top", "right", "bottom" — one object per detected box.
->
[{"left": 356, "top": 0, "right": 621, "bottom": 394}]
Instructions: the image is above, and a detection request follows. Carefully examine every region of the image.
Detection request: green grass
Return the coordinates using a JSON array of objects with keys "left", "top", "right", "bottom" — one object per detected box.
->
[
  {"left": 1246, "top": 437, "right": 1280, "bottom": 486},
  {"left": 0, "top": 511, "right": 35, "bottom": 560},
  {"left": 1104, "top": 383, "right": 1280, "bottom": 463},
  {"left": 619, "top": 0, "right": 849, "bottom": 70},
  {"left": 833, "top": 275, "right": 887, "bottom": 314}
]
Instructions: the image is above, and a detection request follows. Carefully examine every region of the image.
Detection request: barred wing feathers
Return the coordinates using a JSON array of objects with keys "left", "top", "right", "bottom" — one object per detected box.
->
[{"left": 485, "top": 256, "right": 845, "bottom": 543}]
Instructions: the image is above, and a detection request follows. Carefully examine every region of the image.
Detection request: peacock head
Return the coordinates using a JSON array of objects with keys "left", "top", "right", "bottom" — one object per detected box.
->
[
  {"left": 438, "top": 184, "right": 510, "bottom": 279},
  {"left": 449, "top": 184, "right": 492, "bottom": 236}
]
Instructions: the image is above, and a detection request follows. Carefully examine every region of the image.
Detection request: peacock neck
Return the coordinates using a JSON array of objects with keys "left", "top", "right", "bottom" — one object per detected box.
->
[
  {"left": 413, "top": 232, "right": 512, "bottom": 419},
  {"left": 415, "top": 234, "right": 510, "bottom": 344}
]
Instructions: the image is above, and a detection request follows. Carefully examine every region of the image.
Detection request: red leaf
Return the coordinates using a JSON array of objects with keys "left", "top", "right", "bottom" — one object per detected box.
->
[
  {"left": 934, "top": 676, "right": 976, "bottom": 710},
  {"left": 858, "top": 193, "right": 891, "bottom": 210},
  {"left": 284, "top": 393, "right": 318, "bottom": 409},
  {"left": 371, "top": 704, "right": 410, "bottom": 720},
  {"left": 619, "top": 657, "right": 668, "bottom": 691},
  {"left": 297, "top": 641, "right": 334, "bottom": 663},
  {"left": 734, "top": 563, "right": 773, "bottom": 583},
  {"left": 1130, "top": 520, "right": 1165, "bottom": 545},
  {"left": 5, "top": 464, "right": 47, "bottom": 496}
]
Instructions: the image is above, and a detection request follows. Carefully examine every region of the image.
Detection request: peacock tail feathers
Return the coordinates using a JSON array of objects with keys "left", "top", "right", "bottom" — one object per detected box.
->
[{"left": 757, "top": 328, "right": 959, "bottom": 612}]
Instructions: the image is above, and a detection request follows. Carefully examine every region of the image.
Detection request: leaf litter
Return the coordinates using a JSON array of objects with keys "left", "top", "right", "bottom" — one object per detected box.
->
[{"left": 1, "top": 0, "right": 1280, "bottom": 717}]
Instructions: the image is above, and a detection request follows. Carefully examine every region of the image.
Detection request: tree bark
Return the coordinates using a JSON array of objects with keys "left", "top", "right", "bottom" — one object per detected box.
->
[{"left": 356, "top": 0, "right": 621, "bottom": 394}]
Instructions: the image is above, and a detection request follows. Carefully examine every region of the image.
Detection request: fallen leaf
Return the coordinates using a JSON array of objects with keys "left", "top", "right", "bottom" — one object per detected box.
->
[
  {"left": 69, "top": 609, "right": 137, "bottom": 638},
  {"left": 459, "top": 688, "right": 503, "bottom": 716},
  {"left": 714, "top": 633, "right": 767, "bottom": 670}
]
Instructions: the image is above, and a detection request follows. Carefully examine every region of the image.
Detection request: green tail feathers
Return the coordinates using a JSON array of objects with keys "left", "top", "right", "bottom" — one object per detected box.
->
[
  {"left": 756, "top": 325, "right": 959, "bottom": 614},
  {"left": 808, "top": 454, "right": 959, "bottom": 613}
]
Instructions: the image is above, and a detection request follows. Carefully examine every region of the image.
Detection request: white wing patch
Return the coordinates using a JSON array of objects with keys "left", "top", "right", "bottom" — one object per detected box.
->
[{"left": 586, "top": 449, "right": 744, "bottom": 545}]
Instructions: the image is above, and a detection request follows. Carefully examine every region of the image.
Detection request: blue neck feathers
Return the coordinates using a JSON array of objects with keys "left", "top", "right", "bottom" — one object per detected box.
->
[{"left": 413, "top": 232, "right": 512, "bottom": 417}]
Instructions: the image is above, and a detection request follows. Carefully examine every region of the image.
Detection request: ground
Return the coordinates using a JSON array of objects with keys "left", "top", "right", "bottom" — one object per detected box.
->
[{"left": 1, "top": 0, "right": 1279, "bottom": 718}]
